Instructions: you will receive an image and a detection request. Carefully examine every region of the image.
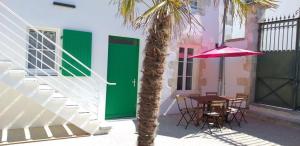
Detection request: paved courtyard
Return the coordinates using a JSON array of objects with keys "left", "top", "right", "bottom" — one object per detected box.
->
[{"left": 11, "top": 114, "right": 300, "bottom": 146}]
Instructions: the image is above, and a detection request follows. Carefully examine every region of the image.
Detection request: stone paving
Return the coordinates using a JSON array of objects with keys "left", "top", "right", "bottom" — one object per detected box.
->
[{"left": 12, "top": 114, "right": 300, "bottom": 146}]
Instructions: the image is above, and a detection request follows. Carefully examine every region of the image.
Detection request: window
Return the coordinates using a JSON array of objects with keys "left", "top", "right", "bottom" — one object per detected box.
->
[
  {"left": 177, "top": 47, "right": 194, "bottom": 90},
  {"left": 190, "top": 0, "right": 198, "bottom": 10},
  {"left": 225, "top": 3, "right": 245, "bottom": 40},
  {"left": 27, "top": 29, "right": 57, "bottom": 75}
]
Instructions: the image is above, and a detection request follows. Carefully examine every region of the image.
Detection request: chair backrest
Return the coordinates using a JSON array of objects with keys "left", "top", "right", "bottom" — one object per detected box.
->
[
  {"left": 188, "top": 94, "right": 200, "bottom": 108},
  {"left": 230, "top": 98, "right": 243, "bottom": 109},
  {"left": 236, "top": 93, "right": 249, "bottom": 107},
  {"left": 209, "top": 100, "right": 226, "bottom": 115},
  {"left": 206, "top": 92, "right": 218, "bottom": 96},
  {"left": 175, "top": 95, "right": 189, "bottom": 111},
  {"left": 236, "top": 93, "right": 248, "bottom": 100}
]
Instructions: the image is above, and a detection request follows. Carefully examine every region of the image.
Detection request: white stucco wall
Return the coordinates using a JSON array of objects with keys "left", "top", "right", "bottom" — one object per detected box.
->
[
  {"left": 0, "top": 0, "right": 259, "bottom": 121},
  {"left": 160, "top": 0, "right": 224, "bottom": 115},
  {"left": 0, "top": 0, "right": 146, "bottom": 121}
]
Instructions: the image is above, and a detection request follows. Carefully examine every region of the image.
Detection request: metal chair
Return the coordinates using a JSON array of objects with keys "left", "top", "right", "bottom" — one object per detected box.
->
[
  {"left": 228, "top": 98, "right": 244, "bottom": 127},
  {"left": 236, "top": 93, "right": 249, "bottom": 123},
  {"left": 175, "top": 95, "right": 198, "bottom": 129},
  {"left": 206, "top": 92, "right": 218, "bottom": 96},
  {"left": 201, "top": 100, "right": 226, "bottom": 134}
]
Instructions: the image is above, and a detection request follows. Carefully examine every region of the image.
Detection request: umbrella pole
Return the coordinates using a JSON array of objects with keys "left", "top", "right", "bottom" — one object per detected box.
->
[{"left": 218, "top": 0, "right": 229, "bottom": 96}]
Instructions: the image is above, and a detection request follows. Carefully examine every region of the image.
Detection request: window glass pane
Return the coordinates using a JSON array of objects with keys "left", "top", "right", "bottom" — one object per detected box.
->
[
  {"left": 186, "top": 63, "right": 193, "bottom": 76},
  {"left": 37, "top": 32, "right": 43, "bottom": 49},
  {"left": 36, "top": 51, "right": 42, "bottom": 68},
  {"left": 42, "top": 51, "right": 55, "bottom": 69},
  {"left": 29, "top": 30, "right": 37, "bottom": 49},
  {"left": 43, "top": 31, "right": 56, "bottom": 50},
  {"left": 27, "top": 29, "right": 57, "bottom": 75},
  {"left": 177, "top": 77, "right": 183, "bottom": 90},
  {"left": 179, "top": 47, "right": 185, "bottom": 61},
  {"left": 28, "top": 50, "right": 36, "bottom": 69},
  {"left": 178, "top": 62, "right": 183, "bottom": 76},
  {"left": 190, "top": 0, "right": 198, "bottom": 9},
  {"left": 187, "top": 48, "right": 194, "bottom": 63},
  {"left": 185, "top": 77, "right": 192, "bottom": 90}
]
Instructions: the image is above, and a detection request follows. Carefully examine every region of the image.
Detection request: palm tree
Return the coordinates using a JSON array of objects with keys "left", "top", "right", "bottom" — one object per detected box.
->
[{"left": 113, "top": 0, "right": 277, "bottom": 146}]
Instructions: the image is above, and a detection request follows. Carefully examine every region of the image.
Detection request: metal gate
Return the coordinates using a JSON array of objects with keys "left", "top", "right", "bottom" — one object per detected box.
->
[{"left": 255, "top": 12, "right": 300, "bottom": 110}]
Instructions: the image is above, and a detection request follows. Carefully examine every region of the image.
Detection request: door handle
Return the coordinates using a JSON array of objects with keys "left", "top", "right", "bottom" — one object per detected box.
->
[{"left": 132, "top": 78, "right": 136, "bottom": 87}]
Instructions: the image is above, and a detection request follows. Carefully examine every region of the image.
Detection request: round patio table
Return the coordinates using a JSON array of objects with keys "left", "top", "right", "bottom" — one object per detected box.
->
[{"left": 189, "top": 95, "right": 235, "bottom": 125}]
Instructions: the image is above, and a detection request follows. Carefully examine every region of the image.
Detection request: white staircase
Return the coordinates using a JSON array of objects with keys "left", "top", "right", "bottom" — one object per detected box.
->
[
  {"left": 0, "top": 61, "right": 111, "bottom": 136},
  {"left": 0, "top": 1, "right": 115, "bottom": 143}
]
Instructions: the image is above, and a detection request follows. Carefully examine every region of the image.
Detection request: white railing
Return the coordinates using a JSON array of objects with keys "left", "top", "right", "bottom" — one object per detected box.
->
[{"left": 0, "top": 2, "right": 115, "bottom": 119}]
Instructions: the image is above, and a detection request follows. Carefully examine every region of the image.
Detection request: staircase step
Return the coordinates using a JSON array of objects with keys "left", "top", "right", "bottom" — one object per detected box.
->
[
  {"left": 65, "top": 105, "right": 79, "bottom": 107},
  {"left": 31, "top": 89, "right": 55, "bottom": 104},
  {"left": 57, "top": 106, "right": 79, "bottom": 121},
  {"left": 78, "top": 111, "right": 90, "bottom": 114},
  {"left": 39, "top": 85, "right": 54, "bottom": 91},
  {"left": 8, "top": 69, "right": 26, "bottom": 75},
  {"left": 0, "top": 61, "right": 12, "bottom": 74},
  {"left": 43, "top": 98, "right": 68, "bottom": 112},
  {"left": 50, "top": 93, "right": 67, "bottom": 99},
  {"left": 17, "top": 78, "right": 39, "bottom": 94},
  {"left": 0, "top": 69, "right": 26, "bottom": 86},
  {"left": 70, "top": 112, "right": 92, "bottom": 127},
  {"left": 7, "top": 70, "right": 26, "bottom": 80},
  {"left": 0, "top": 61, "right": 109, "bottom": 135}
]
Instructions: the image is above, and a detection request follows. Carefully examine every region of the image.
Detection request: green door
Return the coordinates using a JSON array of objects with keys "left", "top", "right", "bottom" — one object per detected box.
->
[{"left": 105, "top": 36, "right": 139, "bottom": 119}]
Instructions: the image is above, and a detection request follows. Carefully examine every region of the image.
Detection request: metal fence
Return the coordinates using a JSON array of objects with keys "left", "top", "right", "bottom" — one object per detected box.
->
[{"left": 255, "top": 11, "right": 300, "bottom": 110}]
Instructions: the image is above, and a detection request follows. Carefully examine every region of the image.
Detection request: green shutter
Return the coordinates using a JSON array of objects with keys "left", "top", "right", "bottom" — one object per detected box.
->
[{"left": 62, "top": 29, "right": 92, "bottom": 76}]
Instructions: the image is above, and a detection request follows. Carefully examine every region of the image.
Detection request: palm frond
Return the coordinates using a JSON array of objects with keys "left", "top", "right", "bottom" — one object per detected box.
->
[
  {"left": 229, "top": 0, "right": 278, "bottom": 21},
  {"left": 112, "top": 0, "right": 139, "bottom": 24},
  {"left": 134, "top": 0, "right": 203, "bottom": 36}
]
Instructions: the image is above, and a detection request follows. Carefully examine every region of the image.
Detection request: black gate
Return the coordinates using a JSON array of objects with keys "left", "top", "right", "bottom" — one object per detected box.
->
[{"left": 255, "top": 12, "right": 300, "bottom": 110}]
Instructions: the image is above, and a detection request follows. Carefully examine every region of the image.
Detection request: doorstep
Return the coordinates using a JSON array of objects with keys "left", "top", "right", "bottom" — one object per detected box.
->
[{"left": 249, "top": 103, "right": 300, "bottom": 128}]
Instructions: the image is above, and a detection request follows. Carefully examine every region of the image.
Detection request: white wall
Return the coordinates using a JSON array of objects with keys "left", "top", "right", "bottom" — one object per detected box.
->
[
  {"left": 0, "top": 0, "right": 256, "bottom": 119},
  {"left": 159, "top": 0, "right": 223, "bottom": 115},
  {"left": 0, "top": 0, "right": 146, "bottom": 121}
]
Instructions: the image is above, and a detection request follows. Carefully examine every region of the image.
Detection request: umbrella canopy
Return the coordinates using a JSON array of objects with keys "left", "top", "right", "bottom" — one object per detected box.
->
[{"left": 190, "top": 46, "right": 263, "bottom": 58}]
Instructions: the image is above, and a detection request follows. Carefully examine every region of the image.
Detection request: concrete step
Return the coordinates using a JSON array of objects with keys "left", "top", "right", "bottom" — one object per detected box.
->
[
  {"left": 0, "top": 60, "right": 12, "bottom": 74},
  {"left": 1, "top": 69, "right": 26, "bottom": 87}
]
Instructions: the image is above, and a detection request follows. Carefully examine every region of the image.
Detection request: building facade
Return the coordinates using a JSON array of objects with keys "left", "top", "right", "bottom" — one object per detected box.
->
[{"left": 0, "top": 0, "right": 276, "bottom": 142}]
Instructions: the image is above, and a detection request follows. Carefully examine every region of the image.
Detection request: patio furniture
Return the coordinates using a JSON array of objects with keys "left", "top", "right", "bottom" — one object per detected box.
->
[
  {"left": 228, "top": 98, "right": 244, "bottom": 127},
  {"left": 189, "top": 95, "right": 232, "bottom": 125},
  {"left": 236, "top": 93, "right": 249, "bottom": 123},
  {"left": 201, "top": 100, "right": 227, "bottom": 134},
  {"left": 206, "top": 92, "right": 218, "bottom": 96},
  {"left": 175, "top": 95, "right": 198, "bottom": 129}
]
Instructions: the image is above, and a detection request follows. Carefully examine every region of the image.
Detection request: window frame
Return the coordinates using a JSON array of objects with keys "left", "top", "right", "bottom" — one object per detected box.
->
[
  {"left": 225, "top": 3, "right": 246, "bottom": 40},
  {"left": 190, "top": 0, "right": 198, "bottom": 10},
  {"left": 26, "top": 27, "right": 61, "bottom": 76},
  {"left": 177, "top": 47, "right": 194, "bottom": 91}
]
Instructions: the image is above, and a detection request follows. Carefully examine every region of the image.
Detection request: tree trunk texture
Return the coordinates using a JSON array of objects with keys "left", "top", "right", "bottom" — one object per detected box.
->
[{"left": 137, "top": 14, "right": 171, "bottom": 146}]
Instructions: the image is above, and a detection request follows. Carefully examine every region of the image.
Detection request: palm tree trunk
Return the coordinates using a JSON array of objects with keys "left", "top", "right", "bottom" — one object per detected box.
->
[{"left": 137, "top": 14, "right": 171, "bottom": 146}]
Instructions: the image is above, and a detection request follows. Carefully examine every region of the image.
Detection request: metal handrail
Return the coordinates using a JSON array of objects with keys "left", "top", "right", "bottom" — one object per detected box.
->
[
  {"left": 0, "top": 33, "right": 84, "bottom": 98},
  {"left": 0, "top": 39, "right": 99, "bottom": 116},
  {"left": 0, "top": 19, "right": 96, "bottom": 93},
  {"left": 0, "top": 2, "right": 114, "bottom": 118},
  {"left": 0, "top": 12, "right": 99, "bottom": 91},
  {"left": 0, "top": 1, "right": 116, "bottom": 86}
]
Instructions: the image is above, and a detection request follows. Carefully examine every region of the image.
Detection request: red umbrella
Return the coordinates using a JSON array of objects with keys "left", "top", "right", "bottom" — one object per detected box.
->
[
  {"left": 190, "top": 45, "right": 263, "bottom": 58},
  {"left": 190, "top": 45, "right": 263, "bottom": 95}
]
